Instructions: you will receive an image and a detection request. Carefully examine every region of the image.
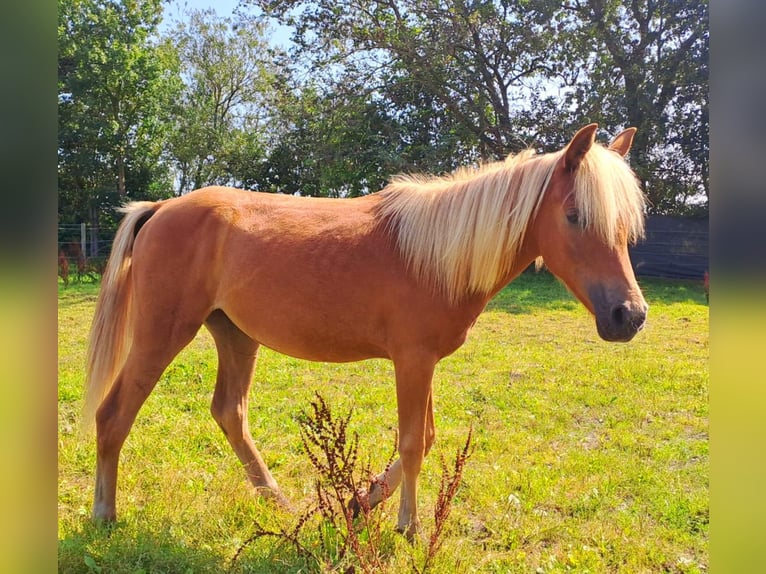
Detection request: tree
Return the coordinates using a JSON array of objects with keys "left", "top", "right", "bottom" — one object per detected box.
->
[
  {"left": 251, "top": 0, "right": 565, "bottom": 158},
  {"left": 58, "top": 0, "right": 179, "bottom": 243},
  {"left": 253, "top": 0, "right": 708, "bottom": 213},
  {"left": 558, "top": 0, "right": 709, "bottom": 213},
  {"left": 259, "top": 59, "right": 485, "bottom": 196},
  {"left": 259, "top": 83, "right": 403, "bottom": 196},
  {"left": 166, "top": 10, "right": 276, "bottom": 194}
]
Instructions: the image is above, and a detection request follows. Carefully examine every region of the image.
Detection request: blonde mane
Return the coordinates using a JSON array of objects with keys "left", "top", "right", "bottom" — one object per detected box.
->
[
  {"left": 573, "top": 143, "right": 646, "bottom": 247},
  {"left": 375, "top": 143, "right": 645, "bottom": 303}
]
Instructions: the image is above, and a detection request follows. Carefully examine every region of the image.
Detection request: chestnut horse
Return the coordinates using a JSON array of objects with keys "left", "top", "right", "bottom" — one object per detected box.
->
[{"left": 84, "top": 124, "right": 648, "bottom": 537}]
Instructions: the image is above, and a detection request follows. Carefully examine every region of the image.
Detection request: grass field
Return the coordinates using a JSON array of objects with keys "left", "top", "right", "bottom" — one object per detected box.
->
[{"left": 58, "top": 271, "right": 708, "bottom": 573}]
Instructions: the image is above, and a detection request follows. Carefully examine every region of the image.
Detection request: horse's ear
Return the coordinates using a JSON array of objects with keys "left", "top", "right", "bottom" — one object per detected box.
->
[
  {"left": 608, "top": 127, "right": 637, "bottom": 157},
  {"left": 565, "top": 123, "right": 598, "bottom": 171}
]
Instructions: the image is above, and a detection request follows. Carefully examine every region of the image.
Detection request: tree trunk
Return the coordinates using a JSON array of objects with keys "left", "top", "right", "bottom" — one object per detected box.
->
[{"left": 117, "top": 155, "right": 126, "bottom": 197}]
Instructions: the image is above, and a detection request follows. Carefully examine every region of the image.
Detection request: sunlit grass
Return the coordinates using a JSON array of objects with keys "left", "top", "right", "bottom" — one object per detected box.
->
[{"left": 58, "top": 272, "right": 708, "bottom": 572}]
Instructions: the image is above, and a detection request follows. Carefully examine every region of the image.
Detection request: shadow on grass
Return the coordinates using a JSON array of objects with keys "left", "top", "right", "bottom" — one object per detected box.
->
[
  {"left": 639, "top": 276, "right": 708, "bottom": 306},
  {"left": 58, "top": 519, "right": 310, "bottom": 574},
  {"left": 487, "top": 270, "right": 579, "bottom": 314}
]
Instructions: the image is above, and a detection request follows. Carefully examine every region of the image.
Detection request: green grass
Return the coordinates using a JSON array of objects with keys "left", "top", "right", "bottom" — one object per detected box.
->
[{"left": 58, "top": 272, "right": 708, "bottom": 573}]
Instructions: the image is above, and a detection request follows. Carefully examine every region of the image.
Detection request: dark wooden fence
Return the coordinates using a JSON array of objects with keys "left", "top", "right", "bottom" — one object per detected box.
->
[{"left": 630, "top": 215, "right": 708, "bottom": 280}]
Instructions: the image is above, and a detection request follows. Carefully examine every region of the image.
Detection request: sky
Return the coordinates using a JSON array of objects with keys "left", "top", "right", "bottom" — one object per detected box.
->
[{"left": 160, "top": 0, "right": 292, "bottom": 47}]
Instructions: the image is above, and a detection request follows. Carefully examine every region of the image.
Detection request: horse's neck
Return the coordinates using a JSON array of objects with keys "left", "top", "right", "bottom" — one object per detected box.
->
[{"left": 487, "top": 242, "right": 539, "bottom": 299}]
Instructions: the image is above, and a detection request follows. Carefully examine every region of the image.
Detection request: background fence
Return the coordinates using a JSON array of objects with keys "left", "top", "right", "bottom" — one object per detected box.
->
[
  {"left": 57, "top": 223, "right": 116, "bottom": 282},
  {"left": 58, "top": 215, "right": 709, "bottom": 282},
  {"left": 629, "top": 215, "right": 709, "bottom": 280},
  {"left": 58, "top": 223, "right": 116, "bottom": 260}
]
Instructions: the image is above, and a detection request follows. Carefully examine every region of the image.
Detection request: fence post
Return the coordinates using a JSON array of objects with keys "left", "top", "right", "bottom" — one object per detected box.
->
[{"left": 80, "top": 223, "right": 86, "bottom": 258}]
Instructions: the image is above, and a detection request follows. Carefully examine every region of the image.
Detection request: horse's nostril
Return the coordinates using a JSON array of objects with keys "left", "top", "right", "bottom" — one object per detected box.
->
[{"left": 611, "top": 304, "right": 627, "bottom": 326}]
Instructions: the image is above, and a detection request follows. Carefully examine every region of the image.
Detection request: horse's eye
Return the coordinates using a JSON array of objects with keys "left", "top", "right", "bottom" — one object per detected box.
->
[{"left": 566, "top": 208, "right": 580, "bottom": 225}]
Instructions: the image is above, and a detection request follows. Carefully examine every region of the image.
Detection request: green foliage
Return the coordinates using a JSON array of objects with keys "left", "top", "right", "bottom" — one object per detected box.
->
[
  {"left": 555, "top": 0, "right": 709, "bottom": 214},
  {"left": 259, "top": 86, "right": 405, "bottom": 196},
  {"left": 166, "top": 9, "right": 276, "bottom": 193},
  {"left": 58, "top": 0, "right": 180, "bottom": 228},
  {"left": 255, "top": 0, "right": 563, "bottom": 156},
  {"left": 58, "top": 273, "right": 708, "bottom": 572},
  {"left": 251, "top": 0, "right": 708, "bottom": 210}
]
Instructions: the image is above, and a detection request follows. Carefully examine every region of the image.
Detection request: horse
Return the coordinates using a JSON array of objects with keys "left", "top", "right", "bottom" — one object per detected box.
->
[{"left": 83, "top": 124, "right": 648, "bottom": 538}]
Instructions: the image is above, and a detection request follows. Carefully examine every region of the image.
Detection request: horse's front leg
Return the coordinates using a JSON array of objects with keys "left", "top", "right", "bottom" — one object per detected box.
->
[
  {"left": 392, "top": 356, "right": 437, "bottom": 540},
  {"left": 365, "top": 390, "right": 435, "bottom": 510}
]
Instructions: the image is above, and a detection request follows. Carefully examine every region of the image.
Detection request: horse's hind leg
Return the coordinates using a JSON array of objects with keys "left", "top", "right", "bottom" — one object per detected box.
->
[
  {"left": 93, "top": 326, "right": 199, "bottom": 522},
  {"left": 205, "top": 310, "right": 288, "bottom": 507}
]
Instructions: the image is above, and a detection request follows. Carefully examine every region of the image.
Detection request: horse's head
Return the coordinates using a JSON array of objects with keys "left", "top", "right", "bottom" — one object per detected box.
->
[{"left": 532, "top": 124, "right": 648, "bottom": 342}]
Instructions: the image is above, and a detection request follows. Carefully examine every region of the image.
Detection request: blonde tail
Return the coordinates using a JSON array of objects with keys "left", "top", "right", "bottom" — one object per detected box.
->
[{"left": 81, "top": 202, "right": 159, "bottom": 433}]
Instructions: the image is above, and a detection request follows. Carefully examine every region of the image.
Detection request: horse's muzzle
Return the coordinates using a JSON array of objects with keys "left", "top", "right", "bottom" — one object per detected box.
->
[
  {"left": 595, "top": 301, "right": 647, "bottom": 342},
  {"left": 589, "top": 286, "right": 648, "bottom": 342}
]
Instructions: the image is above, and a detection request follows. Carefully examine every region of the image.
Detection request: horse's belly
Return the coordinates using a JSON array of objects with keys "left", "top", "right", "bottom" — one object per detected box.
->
[
  {"left": 223, "top": 300, "right": 390, "bottom": 363},
  {"left": 259, "top": 336, "right": 389, "bottom": 363}
]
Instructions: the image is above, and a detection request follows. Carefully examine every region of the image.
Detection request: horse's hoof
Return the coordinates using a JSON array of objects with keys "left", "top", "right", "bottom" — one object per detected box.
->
[
  {"left": 274, "top": 493, "right": 293, "bottom": 512},
  {"left": 92, "top": 515, "right": 117, "bottom": 527},
  {"left": 395, "top": 520, "right": 424, "bottom": 544},
  {"left": 255, "top": 486, "right": 293, "bottom": 512},
  {"left": 348, "top": 487, "right": 370, "bottom": 518},
  {"left": 91, "top": 504, "right": 117, "bottom": 524}
]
